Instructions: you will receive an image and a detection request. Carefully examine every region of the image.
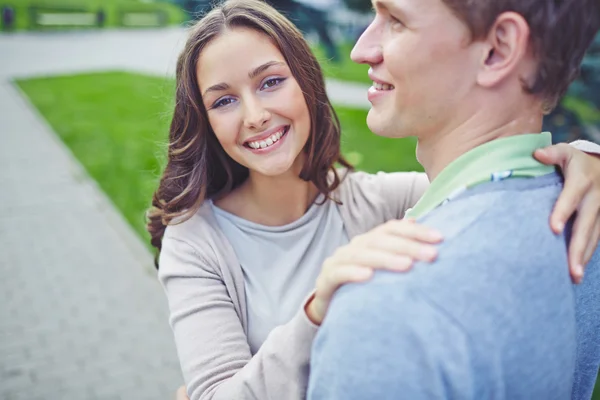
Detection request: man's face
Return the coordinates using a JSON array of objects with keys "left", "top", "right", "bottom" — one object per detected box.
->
[{"left": 352, "top": 0, "right": 482, "bottom": 139}]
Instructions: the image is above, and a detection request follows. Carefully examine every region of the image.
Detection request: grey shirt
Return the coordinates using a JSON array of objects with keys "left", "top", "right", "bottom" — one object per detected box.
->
[
  {"left": 159, "top": 170, "right": 429, "bottom": 400},
  {"left": 211, "top": 197, "right": 349, "bottom": 354}
]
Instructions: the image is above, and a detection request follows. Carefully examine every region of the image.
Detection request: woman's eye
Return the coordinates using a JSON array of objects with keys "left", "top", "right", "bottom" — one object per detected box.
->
[
  {"left": 261, "top": 78, "right": 285, "bottom": 90},
  {"left": 213, "top": 97, "right": 235, "bottom": 109}
]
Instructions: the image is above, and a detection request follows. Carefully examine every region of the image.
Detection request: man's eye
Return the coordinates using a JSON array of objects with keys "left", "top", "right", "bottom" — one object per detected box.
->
[
  {"left": 213, "top": 97, "right": 235, "bottom": 109},
  {"left": 261, "top": 78, "right": 285, "bottom": 89},
  {"left": 390, "top": 15, "right": 404, "bottom": 28}
]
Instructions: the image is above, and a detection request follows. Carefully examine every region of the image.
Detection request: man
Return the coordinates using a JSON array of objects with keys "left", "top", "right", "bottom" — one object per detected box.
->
[{"left": 308, "top": 1, "right": 600, "bottom": 399}]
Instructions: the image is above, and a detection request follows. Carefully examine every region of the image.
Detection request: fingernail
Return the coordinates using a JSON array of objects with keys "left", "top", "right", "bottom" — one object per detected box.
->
[
  {"left": 555, "top": 221, "right": 565, "bottom": 233},
  {"left": 575, "top": 264, "right": 584, "bottom": 280},
  {"left": 420, "top": 247, "right": 437, "bottom": 260},
  {"left": 395, "top": 257, "right": 412, "bottom": 269},
  {"left": 430, "top": 231, "right": 443, "bottom": 241}
]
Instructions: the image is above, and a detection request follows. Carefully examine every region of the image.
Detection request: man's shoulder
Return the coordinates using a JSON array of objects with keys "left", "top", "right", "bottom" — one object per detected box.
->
[
  {"left": 412, "top": 175, "right": 570, "bottom": 295},
  {"left": 314, "top": 175, "right": 581, "bottom": 400},
  {"left": 333, "top": 174, "right": 574, "bottom": 336},
  {"left": 419, "top": 173, "right": 564, "bottom": 244}
]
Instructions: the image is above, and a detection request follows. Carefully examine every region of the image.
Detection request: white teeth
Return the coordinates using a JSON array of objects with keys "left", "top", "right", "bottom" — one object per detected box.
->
[
  {"left": 373, "top": 82, "right": 394, "bottom": 91},
  {"left": 247, "top": 127, "right": 287, "bottom": 150}
]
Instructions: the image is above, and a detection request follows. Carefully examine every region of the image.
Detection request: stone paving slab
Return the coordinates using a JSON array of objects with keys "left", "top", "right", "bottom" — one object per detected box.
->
[{"left": 0, "top": 81, "right": 182, "bottom": 400}]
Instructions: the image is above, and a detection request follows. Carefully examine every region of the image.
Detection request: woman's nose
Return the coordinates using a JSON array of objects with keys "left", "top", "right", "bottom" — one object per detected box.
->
[{"left": 243, "top": 97, "right": 271, "bottom": 130}]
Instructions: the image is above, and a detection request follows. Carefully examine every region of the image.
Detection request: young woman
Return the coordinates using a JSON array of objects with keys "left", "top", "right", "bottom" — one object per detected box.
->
[{"left": 147, "top": 1, "right": 600, "bottom": 400}]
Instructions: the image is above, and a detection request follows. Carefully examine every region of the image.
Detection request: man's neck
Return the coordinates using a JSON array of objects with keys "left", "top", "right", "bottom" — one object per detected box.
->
[{"left": 417, "top": 107, "right": 544, "bottom": 182}]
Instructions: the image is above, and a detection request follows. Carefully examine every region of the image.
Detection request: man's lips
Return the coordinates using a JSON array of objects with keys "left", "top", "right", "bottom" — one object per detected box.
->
[{"left": 368, "top": 71, "right": 395, "bottom": 90}]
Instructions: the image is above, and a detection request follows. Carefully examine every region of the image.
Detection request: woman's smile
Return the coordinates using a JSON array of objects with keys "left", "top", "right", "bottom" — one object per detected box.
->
[{"left": 244, "top": 125, "right": 290, "bottom": 153}]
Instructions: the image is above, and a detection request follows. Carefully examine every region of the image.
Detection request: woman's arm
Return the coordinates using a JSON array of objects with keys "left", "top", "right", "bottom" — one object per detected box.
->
[
  {"left": 159, "top": 236, "right": 318, "bottom": 400},
  {"left": 349, "top": 171, "right": 429, "bottom": 221}
]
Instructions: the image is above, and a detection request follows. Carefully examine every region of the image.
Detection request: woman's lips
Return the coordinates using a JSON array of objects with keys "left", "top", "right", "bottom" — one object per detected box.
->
[{"left": 245, "top": 125, "right": 290, "bottom": 153}]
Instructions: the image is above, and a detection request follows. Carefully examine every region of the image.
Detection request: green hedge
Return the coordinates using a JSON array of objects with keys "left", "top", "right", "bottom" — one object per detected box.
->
[{"left": 0, "top": 0, "right": 185, "bottom": 30}]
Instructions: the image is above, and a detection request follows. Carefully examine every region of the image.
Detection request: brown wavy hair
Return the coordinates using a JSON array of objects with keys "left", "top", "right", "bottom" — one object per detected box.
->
[
  {"left": 442, "top": 0, "right": 600, "bottom": 111},
  {"left": 147, "top": 0, "right": 352, "bottom": 267}
]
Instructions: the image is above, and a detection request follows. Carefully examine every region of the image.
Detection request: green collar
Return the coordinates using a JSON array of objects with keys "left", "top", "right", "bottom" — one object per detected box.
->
[{"left": 405, "top": 132, "right": 555, "bottom": 219}]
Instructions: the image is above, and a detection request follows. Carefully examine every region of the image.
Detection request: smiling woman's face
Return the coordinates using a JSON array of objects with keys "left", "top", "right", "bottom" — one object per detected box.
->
[{"left": 197, "top": 27, "right": 311, "bottom": 178}]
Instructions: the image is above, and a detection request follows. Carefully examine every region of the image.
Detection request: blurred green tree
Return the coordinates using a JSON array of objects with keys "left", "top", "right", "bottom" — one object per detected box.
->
[
  {"left": 342, "top": 0, "right": 372, "bottom": 13},
  {"left": 544, "top": 33, "right": 600, "bottom": 143}
]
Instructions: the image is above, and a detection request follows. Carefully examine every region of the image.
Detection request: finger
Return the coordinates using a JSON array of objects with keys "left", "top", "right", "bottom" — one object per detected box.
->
[
  {"left": 582, "top": 216, "right": 600, "bottom": 269},
  {"left": 382, "top": 220, "right": 443, "bottom": 242},
  {"left": 334, "top": 245, "right": 413, "bottom": 270},
  {"left": 365, "top": 235, "right": 438, "bottom": 262},
  {"left": 568, "top": 198, "right": 598, "bottom": 283},
  {"left": 533, "top": 143, "right": 572, "bottom": 169},
  {"left": 317, "top": 265, "right": 373, "bottom": 301},
  {"left": 550, "top": 176, "right": 590, "bottom": 234},
  {"left": 338, "top": 248, "right": 416, "bottom": 272},
  {"left": 175, "top": 386, "right": 189, "bottom": 400}
]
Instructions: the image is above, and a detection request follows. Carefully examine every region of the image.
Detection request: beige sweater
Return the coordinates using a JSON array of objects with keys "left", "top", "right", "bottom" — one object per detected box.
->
[{"left": 158, "top": 170, "right": 429, "bottom": 400}]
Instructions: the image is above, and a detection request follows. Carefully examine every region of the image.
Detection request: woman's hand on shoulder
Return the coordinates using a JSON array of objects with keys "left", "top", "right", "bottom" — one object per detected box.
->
[
  {"left": 534, "top": 143, "right": 600, "bottom": 283},
  {"left": 305, "top": 219, "right": 443, "bottom": 325}
]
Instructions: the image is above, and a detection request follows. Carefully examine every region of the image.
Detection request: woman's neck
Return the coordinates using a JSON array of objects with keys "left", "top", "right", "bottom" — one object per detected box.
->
[{"left": 215, "top": 161, "right": 320, "bottom": 226}]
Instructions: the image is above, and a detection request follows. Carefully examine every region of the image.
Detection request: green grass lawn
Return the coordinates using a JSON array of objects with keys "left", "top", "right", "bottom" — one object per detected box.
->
[
  {"left": 15, "top": 71, "right": 419, "bottom": 244},
  {"left": 1, "top": 0, "right": 185, "bottom": 30},
  {"left": 311, "top": 43, "right": 371, "bottom": 85},
  {"left": 14, "top": 70, "right": 600, "bottom": 400}
]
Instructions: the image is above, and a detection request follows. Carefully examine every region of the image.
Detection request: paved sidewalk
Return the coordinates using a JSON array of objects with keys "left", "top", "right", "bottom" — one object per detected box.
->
[
  {"left": 0, "top": 28, "right": 371, "bottom": 109},
  {"left": 0, "top": 28, "right": 370, "bottom": 400},
  {"left": 0, "top": 80, "right": 183, "bottom": 399},
  {"left": 0, "top": 29, "right": 184, "bottom": 400}
]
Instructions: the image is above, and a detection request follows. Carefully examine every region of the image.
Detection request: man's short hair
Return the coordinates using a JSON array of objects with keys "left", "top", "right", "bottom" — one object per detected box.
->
[{"left": 442, "top": 0, "right": 600, "bottom": 111}]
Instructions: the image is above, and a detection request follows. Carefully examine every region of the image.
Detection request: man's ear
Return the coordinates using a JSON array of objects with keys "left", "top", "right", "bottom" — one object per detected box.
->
[{"left": 477, "top": 12, "right": 532, "bottom": 89}]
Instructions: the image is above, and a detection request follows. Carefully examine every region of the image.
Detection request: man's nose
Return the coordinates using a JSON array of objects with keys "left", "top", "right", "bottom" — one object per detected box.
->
[{"left": 351, "top": 18, "right": 384, "bottom": 66}]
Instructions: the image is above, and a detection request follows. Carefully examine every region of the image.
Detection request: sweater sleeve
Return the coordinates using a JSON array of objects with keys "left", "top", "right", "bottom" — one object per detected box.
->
[
  {"left": 569, "top": 139, "right": 600, "bottom": 156},
  {"left": 374, "top": 171, "right": 430, "bottom": 219},
  {"left": 158, "top": 236, "right": 319, "bottom": 400}
]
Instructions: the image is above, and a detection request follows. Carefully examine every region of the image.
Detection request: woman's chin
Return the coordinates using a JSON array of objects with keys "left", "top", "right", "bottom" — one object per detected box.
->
[{"left": 250, "top": 158, "right": 299, "bottom": 178}]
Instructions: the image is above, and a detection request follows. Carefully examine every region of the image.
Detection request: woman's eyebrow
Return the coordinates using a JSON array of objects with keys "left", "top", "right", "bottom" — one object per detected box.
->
[
  {"left": 249, "top": 61, "right": 286, "bottom": 79},
  {"left": 203, "top": 82, "right": 230, "bottom": 97}
]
